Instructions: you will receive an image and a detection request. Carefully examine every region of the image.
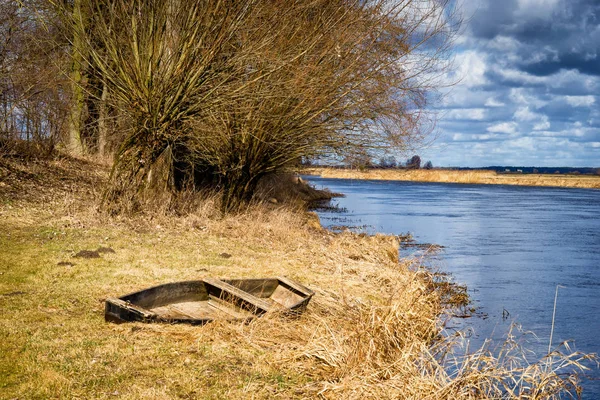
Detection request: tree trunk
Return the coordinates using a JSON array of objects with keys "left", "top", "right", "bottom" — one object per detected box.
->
[
  {"left": 102, "top": 135, "right": 175, "bottom": 214},
  {"left": 98, "top": 80, "right": 108, "bottom": 157},
  {"left": 67, "top": 0, "right": 86, "bottom": 156},
  {"left": 220, "top": 166, "right": 261, "bottom": 213}
]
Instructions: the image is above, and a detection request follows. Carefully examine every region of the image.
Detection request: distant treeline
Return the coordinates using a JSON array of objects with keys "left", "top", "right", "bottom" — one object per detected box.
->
[
  {"left": 306, "top": 163, "right": 600, "bottom": 175},
  {"left": 454, "top": 166, "right": 600, "bottom": 175}
]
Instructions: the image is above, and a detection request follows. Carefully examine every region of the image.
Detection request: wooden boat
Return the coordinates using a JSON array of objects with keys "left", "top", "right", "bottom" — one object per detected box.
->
[{"left": 105, "top": 277, "right": 314, "bottom": 325}]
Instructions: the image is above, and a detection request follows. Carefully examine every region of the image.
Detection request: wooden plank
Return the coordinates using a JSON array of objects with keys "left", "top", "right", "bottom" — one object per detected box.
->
[
  {"left": 152, "top": 304, "right": 197, "bottom": 320},
  {"left": 270, "top": 285, "right": 304, "bottom": 308},
  {"left": 203, "top": 278, "right": 273, "bottom": 312},
  {"left": 224, "top": 279, "right": 278, "bottom": 298},
  {"left": 208, "top": 295, "right": 254, "bottom": 320},
  {"left": 122, "top": 281, "right": 207, "bottom": 309},
  {"left": 276, "top": 276, "right": 314, "bottom": 297},
  {"left": 106, "top": 298, "right": 156, "bottom": 318},
  {"left": 105, "top": 298, "right": 157, "bottom": 322}
]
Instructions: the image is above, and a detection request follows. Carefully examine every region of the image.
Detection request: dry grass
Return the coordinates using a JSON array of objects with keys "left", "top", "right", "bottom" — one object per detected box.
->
[
  {"left": 306, "top": 168, "right": 600, "bottom": 190},
  {"left": 1, "top": 157, "right": 595, "bottom": 399}
]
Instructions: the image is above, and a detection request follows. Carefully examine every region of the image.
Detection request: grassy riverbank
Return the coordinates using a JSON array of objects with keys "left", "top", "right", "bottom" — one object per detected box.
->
[
  {"left": 306, "top": 168, "right": 600, "bottom": 189},
  {"left": 1, "top": 157, "right": 593, "bottom": 399}
]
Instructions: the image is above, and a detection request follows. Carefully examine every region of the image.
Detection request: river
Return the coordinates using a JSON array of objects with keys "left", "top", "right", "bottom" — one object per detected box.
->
[{"left": 306, "top": 175, "right": 600, "bottom": 398}]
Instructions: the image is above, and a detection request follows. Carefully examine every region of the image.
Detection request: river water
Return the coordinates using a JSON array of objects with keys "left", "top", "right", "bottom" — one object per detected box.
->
[{"left": 306, "top": 176, "right": 600, "bottom": 398}]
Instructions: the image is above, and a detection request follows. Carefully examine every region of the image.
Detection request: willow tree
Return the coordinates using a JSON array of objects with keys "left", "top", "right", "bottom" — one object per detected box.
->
[
  {"left": 64, "top": 0, "right": 457, "bottom": 213},
  {"left": 63, "top": 0, "right": 259, "bottom": 212},
  {"left": 190, "top": 0, "right": 458, "bottom": 210}
]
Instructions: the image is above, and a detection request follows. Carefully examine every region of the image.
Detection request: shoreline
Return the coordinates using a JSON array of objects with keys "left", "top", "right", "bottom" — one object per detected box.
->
[{"left": 304, "top": 167, "right": 600, "bottom": 189}]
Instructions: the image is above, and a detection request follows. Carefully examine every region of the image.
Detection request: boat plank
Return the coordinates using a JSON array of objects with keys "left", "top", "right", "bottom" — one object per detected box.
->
[
  {"left": 224, "top": 279, "right": 279, "bottom": 298},
  {"left": 277, "top": 276, "right": 314, "bottom": 296},
  {"left": 105, "top": 298, "right": 157, "bottom": 322},
  {"left": 207, "top": 295, "right": 254, "bottom": 319},
  {"left": 203, "top": 278, "right": 273, "bottom": 312},
  {"left": 270, "top": 285, "right": 304, "bottom": 308}
]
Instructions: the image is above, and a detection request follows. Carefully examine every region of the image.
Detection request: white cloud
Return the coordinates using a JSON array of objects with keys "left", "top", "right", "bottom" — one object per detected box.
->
[
  {"left": 514, "top": 106, "right": 538, "bottom": 121},
  {"left": 485, "top": 97, "right": 505, "bottom": 107},
  {"left": 445, "top": 108, "right": 487, "bottom": 120},
  {"left": 509, "top": 136, "right": 536, "bottom": 151},
  {"left": 509, "top": 88, "right": 548, "bottom": 108},
  {"left": 513, "top": 106, "right": 551, "bottom": 130},
  {"left": 487, "top": 121, "right": 518, "bottom": 134},
  {"left": 533, "top": 117, "right": 551, "bottom": 131},
  {"left": 531, "top": 125, "right": 599, "bottom": 140},
  {"left": 549, "top": 69, "right": 599, "bottom": 91},
  {"left": 440, "top": 86, "right": 491, "bottom": 108},
  {"left": 452, "top": 133, "right": 495, "bottom": 141},
  {"left": 488, "top": 35, "right": 520, "bottom": 52},
  {"left": 497, "top": 68, "right": 547, "bottom": 85},
  {"left": 454, "top": 51, "right": 488, "bottom": 88},
  {"left": 565, "top": 95, "right": 595, "bottom": 107},
  {"left": 498, "top": 68, "right": 599, "bottom": 93},
  {"left": 523, "top": 46, "right": 560, "bottom": 65},
  {"left": 473, "top": 134, "right": 495, "bottom": 140}
]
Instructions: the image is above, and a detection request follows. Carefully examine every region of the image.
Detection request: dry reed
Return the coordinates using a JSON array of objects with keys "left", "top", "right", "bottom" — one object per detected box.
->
[{"left": 307, "top": 168, "right": 600, "bottom": 190}]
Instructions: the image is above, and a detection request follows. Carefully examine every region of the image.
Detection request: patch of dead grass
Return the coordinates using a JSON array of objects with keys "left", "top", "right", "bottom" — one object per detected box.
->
[{"left": 307, "top": 168, "right": 600, "bottom": 190}]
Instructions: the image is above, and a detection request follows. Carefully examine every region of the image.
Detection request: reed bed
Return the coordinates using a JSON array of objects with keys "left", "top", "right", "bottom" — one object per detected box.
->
[{"left": 307, "top": 168, "right": 600, "bottom": 190}]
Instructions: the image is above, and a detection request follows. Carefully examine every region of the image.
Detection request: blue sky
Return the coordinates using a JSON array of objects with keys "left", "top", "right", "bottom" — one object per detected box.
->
[{"left": 420, "top": 0, "right": 600, "bottom": 167}]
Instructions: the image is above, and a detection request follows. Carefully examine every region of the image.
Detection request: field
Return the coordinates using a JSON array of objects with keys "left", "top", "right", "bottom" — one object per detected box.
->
[
  {"left": 0, "top": 156, "right": 593, "bottom": 399},
  {"left": 305, "top": 168, "right": 600, "bottom": 190}
]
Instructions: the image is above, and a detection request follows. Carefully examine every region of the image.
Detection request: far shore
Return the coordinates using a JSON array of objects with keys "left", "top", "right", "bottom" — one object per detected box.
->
[{"left": 303, "top": 167, "right": 600, "bottom": 189}]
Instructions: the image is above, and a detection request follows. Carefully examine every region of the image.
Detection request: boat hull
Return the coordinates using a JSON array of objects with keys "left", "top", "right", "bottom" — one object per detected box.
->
[{"left": 105, "top": 277, "right": 314, "bottom": 325}]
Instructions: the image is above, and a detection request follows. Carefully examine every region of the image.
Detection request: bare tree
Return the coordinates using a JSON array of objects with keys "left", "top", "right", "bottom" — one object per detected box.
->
[
  {"left": 58, "top": 0, "right": 261, "bottom": 212},
  {"left": 60, "top": 0, "right": 459, "bottom": 212},
  {"left": 192, "top": 0, "right": 458, "bottom": 210},
  {"left": 1, "top": 0, "right": 70, "bottom": 157},
  {"left": 65, "top": 0, "right": 86, "bottom": 155}
]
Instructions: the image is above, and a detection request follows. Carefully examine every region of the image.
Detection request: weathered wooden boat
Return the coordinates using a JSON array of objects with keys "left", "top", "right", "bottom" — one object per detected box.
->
[{"left": 104, "top": 277, "right": 314, "bottom": 325}]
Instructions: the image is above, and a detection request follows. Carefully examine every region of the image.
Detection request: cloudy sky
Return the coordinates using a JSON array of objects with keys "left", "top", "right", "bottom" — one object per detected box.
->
[{"left": 421, "top": 0, "right": 600, "bottom": 167}]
